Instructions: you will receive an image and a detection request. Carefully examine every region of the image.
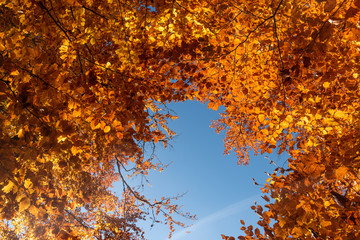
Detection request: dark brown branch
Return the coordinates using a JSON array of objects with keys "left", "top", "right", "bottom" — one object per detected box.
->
[
  {"left": 233, "top": 0, "right": 284, "bottom": 55},
  {"left": 2, "top": 76, "right": 44, "bottom": 124},
  {"left": 76, "top": 50, "right": 84, "bottom": 74},
  {"left": 65, "top": 209, "right": 95, "bottom": 230},
  {"left": 15, "top": 64, "right": 76, "bottom": 102},
  {"left": 115, "top": 156, "right": 154, "bottom": 207},
  {"left": 304, "top": 0, "right": 348, "bottom": 51},
  {"left": 271, "top": 1, "right": 286, "bottom": 116},
  {"left": 200, "top": 0, "right": 284, "bottom": 61},
  {"left": 37, "top": 1, "right": 71, "bottom": 41},
  {"left": 82, "top": 5, "right": 109, "bottom": 20}
]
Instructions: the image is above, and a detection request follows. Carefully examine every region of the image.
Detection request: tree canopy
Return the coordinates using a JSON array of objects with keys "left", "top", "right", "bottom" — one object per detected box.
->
[{"left": 1, "top": 0, "right": 360, "bottom": 239}]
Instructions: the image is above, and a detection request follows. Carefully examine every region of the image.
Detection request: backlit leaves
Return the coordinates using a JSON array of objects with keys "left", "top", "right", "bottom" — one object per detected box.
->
[
  {"left": 177, "top": 0, "right": 360, "bottom": 239},
  {"left": 2, "top": 0, "right": 360, "bottom": 239},
  {"left": 0, "top": 0, "right": 199, "bottom": 238}
]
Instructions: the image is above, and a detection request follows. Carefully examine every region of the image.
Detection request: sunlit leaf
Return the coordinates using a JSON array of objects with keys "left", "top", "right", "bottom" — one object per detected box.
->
[{"left": 19, "top": 197, "right": 31, "bottom": 212}]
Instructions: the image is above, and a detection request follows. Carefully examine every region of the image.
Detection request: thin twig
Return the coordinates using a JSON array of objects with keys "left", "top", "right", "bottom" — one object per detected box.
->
[
  {"left": 37, "top": 1, "right": 71, "bottom": 41},
  {"left": 82, "top": 5, "right": 109, "bottom": 20},
  {"left": 65, "top": 209, "right": 95, "bottom": 230}
]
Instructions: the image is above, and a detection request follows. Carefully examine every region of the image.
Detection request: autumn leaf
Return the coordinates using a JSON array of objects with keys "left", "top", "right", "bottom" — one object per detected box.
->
[
  {"left": 24, "top": 179, "right": 33, "bottom": 189},
  {"left": 19, "top": 197, "right": 31, "bottom": 212},
  {"left": 323, "top": 82, "right": 330, "bottom": 89},
  {"left": 335, "top": 166, "right": 348, "bottom": 179},
  {"left": 2, "top": 181, "right": 16, "bottom": 193},
  {"left": 28, "top": 205, "right": 38, "bottom": 216},
  {"left": 104, "top": 126, "right": 111, "bottom": 133}
]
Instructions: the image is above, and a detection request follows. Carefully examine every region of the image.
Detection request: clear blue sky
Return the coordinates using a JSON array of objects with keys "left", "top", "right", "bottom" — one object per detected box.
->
[{"left": 115, "top": 101, "right": 288, "bottom": 239}]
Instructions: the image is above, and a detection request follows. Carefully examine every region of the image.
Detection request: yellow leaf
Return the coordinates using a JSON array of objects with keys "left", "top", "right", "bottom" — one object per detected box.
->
[
  {"left": 280, "top": 121, "right": 289, "bottom": 128},
  {"left": 71, "top": 146, "right": 81, "bottom": 155},
  {"left": 68, "top": 100, "right": 77, "bottom": 110},
  {"left": 17, "top": 128, "right": 25, "bottom": 138},
  {"left": 334, "top": 110, "right": 346, "bottom": 119},
  {"left": 323, "top": 82, "right": 330, "bottom": 89},
  {"left": 19, "top": 197, "right": 31, "bottom": 212},
  {"left": 73, "top": 109, "right": 81, "bottom": 117},
  {"left": 315, "top": 113, "right": 322, "bottom": 120},
  {"left": 307, "top": 138, "right": 314, "bottom": 147},
  {"left": 24, "top": 179, "right": 32, "bottom": 189},
  {"left": 10, "top": 70, "right": 20, "bottom": 76},
  {"left": 2, "top": 181, "right": 15, "bottom": 193},
  {"left": 285, "top": 115, "right": 293, "bottom": 122},
  {"left": 258, "top": 114, "right": 265, "bottom": 123},
  {"left": 104, "top": 126, "right": 111, "bottom": 133},
  {"left": 269, "top": 137, "right": 277, "bottom": 145}
]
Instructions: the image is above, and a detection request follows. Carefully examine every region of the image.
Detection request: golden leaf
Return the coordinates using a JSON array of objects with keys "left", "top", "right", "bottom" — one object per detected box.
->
[
  {"left": 19, "top": 197, "right": 31, "bottom": 212},
  {"left": 335, "top": 166, "right": 348, "bottom": 179},
  {"left": 28, "top": 205, "right": 38, "bottom": 216},
  {"left": 260, "top": 129, "right": 269, "bottom": 135},
  {"left": 2, "top": 181, "right": 16, "bottom": 193},
  {"left": 334, "top": 110, "right": 346, "bottom": 119},
  {"left": 104, "top": 126, "right": 111, "bottom": 133},
  {"left": 258, "top": 114, "right": 265, "bottom": 123},
  {"left": 24, "top": 179, "right": 32, "bottom": 189},
  {"left": 72, "top": 109, "right": 81, "bottom": 117},
  {"left": 323, "top": 82, "right": 330, "bottom": 89},
  {"left": 285, "top": 115, "right": 293, "bottom": 123},
  {"left": 280, "top": 121, "right": 289, "bottom": 129},
  {"left": 91, "top": 119, "right": 101, "bottom": 130},
  {"left": 10, "top": 70, "right": 20, "bottom": 76}
]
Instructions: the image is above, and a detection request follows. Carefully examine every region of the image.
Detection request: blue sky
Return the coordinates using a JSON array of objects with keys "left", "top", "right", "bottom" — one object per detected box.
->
[{"left": 116, "top": 101, "right": 288, "bottom": 239}]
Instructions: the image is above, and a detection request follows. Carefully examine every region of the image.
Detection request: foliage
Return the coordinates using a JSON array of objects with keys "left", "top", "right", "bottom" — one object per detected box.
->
[
  {"left": 193, "top": 0, "right": 360, "bottom": 239},
  {"left": 1, "top": 0, "right": 360, "bottom": 239},
  {"left": 0, "top": 0, "right": 196, "bottom": 239}
]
